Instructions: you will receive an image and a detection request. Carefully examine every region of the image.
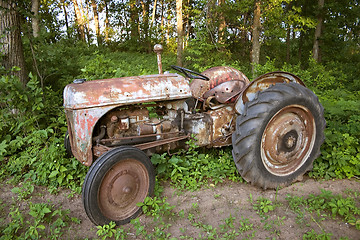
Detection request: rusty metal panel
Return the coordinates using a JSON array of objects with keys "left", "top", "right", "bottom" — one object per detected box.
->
[
  {"left": 63, "top": 74, "right": 191, "bottom": 110},
  {"left": 183, "top": 113, "right": 212, "bottom": 146},
  {"left": 208, "top": 106, "right": 235, "bottom": 147},
  {"left": 235, "top": 71, "right": 306, "bottom": 114},
  {"left": 66, "top": 105, "right": 115, "bottom": 166}
]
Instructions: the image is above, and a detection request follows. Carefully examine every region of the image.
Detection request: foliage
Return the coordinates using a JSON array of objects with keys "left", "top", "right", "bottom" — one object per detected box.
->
[
  {"left": 136, "top": 196, "right": 175, "bottom": 217},
  {"left": 252, "top": 197, "right": 275, "bottom": 216},
  {"left": 151, "top": 139, "right": 242, "bottom": 191},
  {"left": 96, "top": 221, "right": 118, "bottom": 240},
  {"left": 22, "top": 39, "right": 94, "bottom": 90},
  {"left": 311, "top": 90, "right": 360, "bottom": 180},
  {"left": 0, "top": 191, "right": 80, "bottom": 240},
  {"left": 302, "top": 229, "right": 333, "bottom": 240},
  {"left": 0, "top": 74, "right": 87, "bottom": 193},
  {"left": 286, "top": 189, "right": 360, "bottom": 231}
]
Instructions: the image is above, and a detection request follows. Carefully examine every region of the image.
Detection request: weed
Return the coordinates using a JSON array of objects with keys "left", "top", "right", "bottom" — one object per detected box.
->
[
  {"left": 10, "top": 181, "right": 34, "bottom": 201},
  {"left": 178, "top": 209, "right": 185, "bottom": 218},
  {"left": 286, "top": 194, "right": 307, "bottom": 226},
  {"left": 151, "top": 141, "right": 242, "bottom": 192},
  {"left": 224, "top": 214, "right": 236, "bottom": 229},
  {"left": 191, "top": 202, "right": 199, "bottom": 210},
  {"left": 239, "top": 217, "right": 254, "bottom": 233},
  {"left": 96, "top": 221, "right": 117, "bottom": 240},
  {"left": 306, "top": 189, "right": 360, "bottom": 229},
  {"left": 214, "top": 193, "right": 221, "bottom": 199},
  {"left": 136, "top": 196, "right": 175, "bottom": 217},
  {"left": 302, "top": 229, "right": 332, "bottom": 240},
  {"left": 253, "top": 197, "right": 275, "bottom": 217}
]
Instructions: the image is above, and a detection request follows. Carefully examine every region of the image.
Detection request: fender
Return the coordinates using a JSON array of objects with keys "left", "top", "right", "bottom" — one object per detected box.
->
[{"left": 234, "top": 71, "right": 306, "bottom": 114}]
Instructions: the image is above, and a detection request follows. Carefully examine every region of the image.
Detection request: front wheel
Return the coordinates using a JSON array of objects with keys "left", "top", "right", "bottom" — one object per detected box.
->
[
  {"left": 232, "top": 83, "right": 325, "bottom": 189},
  {"left": 82, "top": 146, "right": 155, "bottom": 226},
  {"left": 64, "top": 130, "right": 73, "bottom": 157}
]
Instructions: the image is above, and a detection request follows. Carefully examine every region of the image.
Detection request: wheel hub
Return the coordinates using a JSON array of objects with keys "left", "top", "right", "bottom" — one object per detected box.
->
[
  {"left": 261, "top": 105, "right": 316, "bottom": 176},
  {"left": 98, "top": 159, "right": 149, "bottom": 221},
  {"left": 281, "top": 130, "right": 298, "bottom": 151}
]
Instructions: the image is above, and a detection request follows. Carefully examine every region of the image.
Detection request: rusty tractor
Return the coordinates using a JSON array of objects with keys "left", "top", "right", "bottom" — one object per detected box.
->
[{"left": 63, "top": 44, "right": 325, "bottom": 226}]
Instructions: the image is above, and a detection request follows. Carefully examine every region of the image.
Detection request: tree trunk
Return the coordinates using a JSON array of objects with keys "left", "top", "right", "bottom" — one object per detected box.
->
[
  {"left": 140, "top": 0, "right": 151, "bottom": 51},
  {"left": 298, "top": 30, "right": 303, "bottom": 63},
  {"left": 61, "top": 0, "right": 70, "bottom": 38},
  {"left": 240, "top": 12, "right": 249, "bottom": 58},
  {"left": 312, "top": 0, "right": 324, "bottom": 62},
  {"left": 218, "top": 0, "right": 226, "bottom": 48},
  {"left": 129, "top": 0, "right": 139, "bottom": 40},
  {"left": 0, "top": 0, "right": 27, "bottom": 85},
  {"left": 150, "top": 0, "right": 157, "bottom": 26},
  {"left": 91, "top": 0, "right": 101, "bottom": 45},
  {"left": 104, "top": 0, "right": 110, "bottom": 43},
  {"left": 72, "top": 0, "right": 85, "bottom": 41},
  {"left": 184, "top": 0, "right": 192, "bottom": 47},
  {"left": 176, "top": 0, "right": 183, "bottom": 66},
  {"left": 84, "top": 2, "right": 91, "bottom": 43},
  {"left": 286, "top": 25, "right": 291, "bottom": 62},
  {"left": 160, "top": 0, "right": 165, "bottom": 43},
  {"left": 166, "top": 3, "right": 171, "bottom": 44},
  {"left": 251, "top": 0, "right": 261, "bottom": 76},
  {"left": 206, "top": 0, "right": 216, "bottom": 43},
  {"left": 31, "top": 0, "right": 40, "bottom": 37}
]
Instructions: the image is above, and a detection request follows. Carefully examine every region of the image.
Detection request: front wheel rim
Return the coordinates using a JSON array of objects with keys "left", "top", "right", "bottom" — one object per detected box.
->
[
  {"left": 261, "top": 105, "right": 316, "bottom": 176},
  {"left": 98, "top": 158, "right": 149, "bottom": 221}
]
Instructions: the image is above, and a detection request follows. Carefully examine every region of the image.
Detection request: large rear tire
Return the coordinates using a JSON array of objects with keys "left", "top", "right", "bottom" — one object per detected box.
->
[
  {"left": 232, "top": 83, "right": 325, "bottom": 189},
  {"left": 82, "top": 146, "right": 155, "bottom": 226}
]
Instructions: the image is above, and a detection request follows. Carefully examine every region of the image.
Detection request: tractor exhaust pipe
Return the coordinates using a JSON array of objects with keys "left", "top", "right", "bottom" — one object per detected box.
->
[{"left": 154, "top": 44, "right": 163, "bottom": 74}]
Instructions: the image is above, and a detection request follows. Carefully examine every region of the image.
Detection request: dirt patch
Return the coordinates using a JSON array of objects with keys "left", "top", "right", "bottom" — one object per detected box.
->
[{"left": 1, "top": 177, "right": 359, "bottom": 239}]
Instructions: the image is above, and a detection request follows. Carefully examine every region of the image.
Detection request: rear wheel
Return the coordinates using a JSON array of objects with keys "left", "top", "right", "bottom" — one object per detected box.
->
[
  {"left": 232, "top": 83, "right": 325, "bottom": 189},
  {"left": 82, "top": 146, "right": 155, "bottom": 226}
]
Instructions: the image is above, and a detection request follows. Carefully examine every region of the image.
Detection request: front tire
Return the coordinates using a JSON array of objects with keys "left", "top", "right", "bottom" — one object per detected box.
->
[
  {"left": 64, "top": 130, "right": 73, "bottom": 157},
  {"left": 232, "top": 83, "right": 325, "bottom": 189},
  {"left": 82, "top": 146, "right": 155, "bottom": 226}
]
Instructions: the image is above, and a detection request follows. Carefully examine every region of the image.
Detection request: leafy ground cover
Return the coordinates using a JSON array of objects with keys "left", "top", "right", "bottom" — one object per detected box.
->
[{"left": 1, "top": 178, "right": 359, "bottom": 239}]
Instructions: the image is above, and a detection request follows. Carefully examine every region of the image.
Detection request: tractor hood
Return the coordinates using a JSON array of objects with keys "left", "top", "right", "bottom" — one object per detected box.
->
[{"left": 63, "top": 73, "right": 191, "bottom": 110}]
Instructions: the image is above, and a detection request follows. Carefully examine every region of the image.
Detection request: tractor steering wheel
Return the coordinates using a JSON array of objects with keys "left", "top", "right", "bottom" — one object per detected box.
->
[{"left": 171, "top": 65, "right": 210, "bottom": 81}]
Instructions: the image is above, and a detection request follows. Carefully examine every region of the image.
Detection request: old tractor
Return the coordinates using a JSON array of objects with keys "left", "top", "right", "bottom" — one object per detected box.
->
[{"left": 63, "top": 44, "right": 325, "bottom": 226}]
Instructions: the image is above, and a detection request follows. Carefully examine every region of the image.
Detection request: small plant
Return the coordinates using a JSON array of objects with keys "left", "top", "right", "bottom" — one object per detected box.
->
[
  {"left": 253, "top": 197, "right": 275, "bottom": 217},
  {"left": 96, "top": 221, "right": 117, "bottom": 240},
  {"left": 11, "top": 181, "right": 35, "bottom": 201},
  {"left": 1, "top": 199, "right": 79, "bottom": 240},
  {"left": 239, "top": 217, "right": 254, "bottom": 233},
  {"left": 261, "top": 216, "right": 285, "bottom": 238},
  {"left": 302, "top": 229, "right": 332, "bottom": 240},
  {"left": 286, "top": 194, "right": 307, "bottom": 226},
  {"left": 97, "top": 221, "right": 131, "bottom": 240},
  {"left": 136, "top": 196, "right": 175, "bottom": 217}
]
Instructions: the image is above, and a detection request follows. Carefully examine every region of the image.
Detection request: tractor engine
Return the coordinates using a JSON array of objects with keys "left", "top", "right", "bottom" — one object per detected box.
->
[
  {"left": 92, "top": 100, "right": 189, "bottom": 157},
  {"left": 92, "top": 98, "right": 236, "bottom": 158}
]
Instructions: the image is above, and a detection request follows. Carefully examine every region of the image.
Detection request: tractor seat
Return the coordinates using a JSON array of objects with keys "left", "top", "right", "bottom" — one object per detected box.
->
[
  {"left": 203, "top": 80, "right": 247, "bottom": 103},
  {"left": 189, "top": 66, "right": 250, "bottom": 104}
]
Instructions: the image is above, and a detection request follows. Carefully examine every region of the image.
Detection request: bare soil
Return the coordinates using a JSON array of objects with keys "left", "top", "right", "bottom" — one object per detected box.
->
[{"left": 1, "top": 177, "right": 360, "bottom": 239}]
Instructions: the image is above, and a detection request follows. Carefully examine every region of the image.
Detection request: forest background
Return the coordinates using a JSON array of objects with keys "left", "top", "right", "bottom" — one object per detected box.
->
[{"left": 0, "top": 0, "right": 360, "bottom": 239}]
